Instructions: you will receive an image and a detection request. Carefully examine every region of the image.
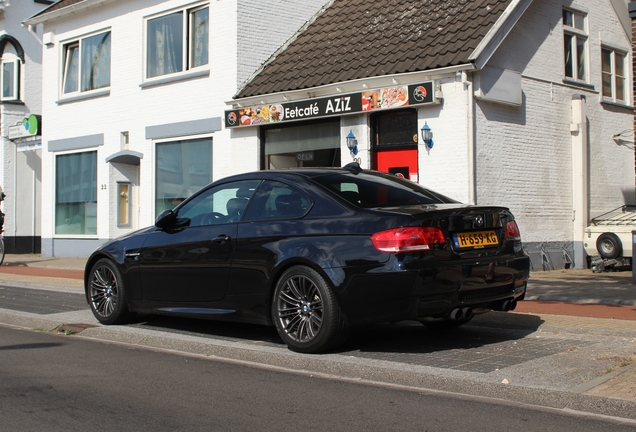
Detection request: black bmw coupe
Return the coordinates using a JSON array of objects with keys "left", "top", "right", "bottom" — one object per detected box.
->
[{"left": 85, "top": 163, "right": 529, "bottom": 353}]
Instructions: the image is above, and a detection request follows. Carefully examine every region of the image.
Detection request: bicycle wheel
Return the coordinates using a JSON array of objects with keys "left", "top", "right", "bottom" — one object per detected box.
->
[{"left": 0, "top": 237, "right": 5, "bottom": 265}]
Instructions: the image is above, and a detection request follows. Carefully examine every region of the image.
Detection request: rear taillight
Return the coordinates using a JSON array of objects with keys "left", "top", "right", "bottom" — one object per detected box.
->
[
  {"left": 371, "top": 227, "right": 446, "bottom": 253},
  {"left": 505, "top": 221, "right": 521, "bottom": 242}
]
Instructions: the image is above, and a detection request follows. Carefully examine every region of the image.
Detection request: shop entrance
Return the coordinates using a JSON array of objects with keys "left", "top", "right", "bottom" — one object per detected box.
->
[
  {"left": 262, "top": 118, "right": 341, "bottom": 169},
  {"left": 371, "top": 109, "right": 419, "bottom": 182}
]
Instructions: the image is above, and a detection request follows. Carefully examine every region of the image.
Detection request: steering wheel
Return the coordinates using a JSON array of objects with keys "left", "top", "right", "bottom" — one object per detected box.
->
[{"left": 201, "top": 212, "right": 224, "bottom": 225}]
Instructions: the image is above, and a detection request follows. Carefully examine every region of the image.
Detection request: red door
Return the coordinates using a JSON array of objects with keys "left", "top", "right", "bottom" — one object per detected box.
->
[{"left": 375, "top": 149, "right": 418, "bottom": 183}]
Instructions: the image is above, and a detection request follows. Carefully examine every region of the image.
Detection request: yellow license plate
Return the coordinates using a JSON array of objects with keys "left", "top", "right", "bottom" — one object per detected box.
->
[{"left": 453, "top": 231, "right": 499, "bottom": 249}]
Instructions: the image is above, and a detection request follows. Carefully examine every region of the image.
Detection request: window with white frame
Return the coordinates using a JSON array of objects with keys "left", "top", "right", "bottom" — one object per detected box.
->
[
  {"left": 62, "top": 31, "right": 111, "bottom": 96},
  {"left": 55, "top": 151, "right": 98, "bottom": 235},
  {"left": 1, "top": 56, "right": 19, "bottom": 101},
  {"left": 563, "top": 8, "right": 588, "bottom": 82},
  {"left": 602, "top": 47, "right": 626, "bottom": 103},
  {"left": 155, "top": 138, "right": 212, "bottom": 216},
  {"left": 145, "top": 4, "right": 209, "bottom": 79}
]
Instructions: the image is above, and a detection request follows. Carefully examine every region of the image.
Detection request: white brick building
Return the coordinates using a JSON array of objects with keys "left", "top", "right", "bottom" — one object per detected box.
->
[
  {"left": 23, "top": 0, "right": 635, "bottom": 272},
  {"left": 23, "top": 0, "right": 329, "bottom": 257},
  {"left": 227, "top": 0, "right": 634, "bottom": 270},
  {"left": 0, "top": 0, "right": 52, "bottom": 254}
]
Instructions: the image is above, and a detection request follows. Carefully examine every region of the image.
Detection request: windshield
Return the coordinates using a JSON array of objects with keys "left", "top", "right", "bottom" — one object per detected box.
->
[{"left": 311, "top": 171, "right": 459, "bottom": 208}]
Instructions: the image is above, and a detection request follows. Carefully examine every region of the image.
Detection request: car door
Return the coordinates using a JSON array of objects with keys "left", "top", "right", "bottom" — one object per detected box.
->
[{"left": 139, "top": 180, "right": 259, "bottom": 303}]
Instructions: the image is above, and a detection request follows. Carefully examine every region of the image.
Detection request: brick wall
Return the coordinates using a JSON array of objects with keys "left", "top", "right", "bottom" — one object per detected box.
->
[
  {"left": 38, "top": 0, "right": 326, "bottom": 256},
  {"left": 476, "top": 0, "right": 633, "bottom": 268}
]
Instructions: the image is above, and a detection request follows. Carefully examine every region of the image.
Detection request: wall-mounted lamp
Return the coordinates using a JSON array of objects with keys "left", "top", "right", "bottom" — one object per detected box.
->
[
  {"left": 346, "top": 130, "right": 358, "bottom": 158},
  {"left": 421, "top": 122, "right": 434, "bottom": 150}
]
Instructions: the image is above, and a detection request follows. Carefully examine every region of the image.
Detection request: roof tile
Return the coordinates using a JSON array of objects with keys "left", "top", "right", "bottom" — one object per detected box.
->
[{"left": 237, "top": 0, "right": 513, "bottom": 98}]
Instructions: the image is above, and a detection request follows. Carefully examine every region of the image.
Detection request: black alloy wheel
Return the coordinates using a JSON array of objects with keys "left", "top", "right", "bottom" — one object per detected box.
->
[
  {"left": 272, "top": 266, "right": 348, "bottom": 353},
  {"left": 88, "top": 258, "right": 133, "bottom": 325}
]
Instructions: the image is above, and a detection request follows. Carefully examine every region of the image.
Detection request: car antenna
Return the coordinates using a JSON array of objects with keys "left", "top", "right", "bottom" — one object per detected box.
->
[{"left": 343, "top": 162, "right": 362, "bottom": 172}]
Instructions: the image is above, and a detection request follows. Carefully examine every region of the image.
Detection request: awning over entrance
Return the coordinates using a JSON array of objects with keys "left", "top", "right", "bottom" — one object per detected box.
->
[{"left": 105, "top": 150, "right": 143, "bottom": 165}]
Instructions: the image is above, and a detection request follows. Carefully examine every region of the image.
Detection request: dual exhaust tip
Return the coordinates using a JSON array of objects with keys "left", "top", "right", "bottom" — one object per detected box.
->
[
  {"left": 449, "top": 307, "right": 475, "bottom": 321},
  {"left": 448, "top": 299, "right": 517, "bottom": 321}
]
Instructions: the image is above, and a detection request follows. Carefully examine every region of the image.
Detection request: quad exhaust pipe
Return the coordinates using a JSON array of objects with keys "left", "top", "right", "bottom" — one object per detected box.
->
[
  {"left": 448, "top": 300, "right": 516, "bottom": 321},
  {"left": 448, "top": 307, "right": 474, "bottom": 321},
  {"left": 494, "top": 299, "right": 517, "bottom": 312}
]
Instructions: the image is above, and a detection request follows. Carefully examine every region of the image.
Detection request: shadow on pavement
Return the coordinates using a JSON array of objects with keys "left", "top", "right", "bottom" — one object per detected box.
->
[{"left": 127, "top": 310, "right": 546, "bottom": 368}]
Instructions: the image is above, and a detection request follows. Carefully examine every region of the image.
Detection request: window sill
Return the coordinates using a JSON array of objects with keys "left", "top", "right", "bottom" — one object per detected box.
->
[
  {"left": 140, "top": 68, "right": 210, "bottom": 89},
  {"left": 56, "top": 89, "right": 110, "bottom": 105},
  {"left": 562, "top": 78, "right": 595, "bottom": 91},
  {"left": 53, "top": 234, "right": 99, "bottom": 239},
  {"left": 0, "top": 100, "right": 25, "bottom": 105},
  {"left": 601, "top": 99, "right": 634, "bottom": 110}
]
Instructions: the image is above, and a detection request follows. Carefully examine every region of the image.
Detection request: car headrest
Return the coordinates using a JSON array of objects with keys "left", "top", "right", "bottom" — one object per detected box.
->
[
  {"left": 236, "top": 188, "right": 254, "bottom": 198},
  {"left": 275, "top": 193, "right": 304, "bottom": 214},
  {"left": 227, "top": 197, "right": 248, "bottom": 215}
]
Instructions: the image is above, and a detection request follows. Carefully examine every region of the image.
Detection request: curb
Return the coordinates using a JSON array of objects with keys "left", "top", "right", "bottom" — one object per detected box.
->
[{"left": 524, "top": 295, "right": 636, "bottom": 306}]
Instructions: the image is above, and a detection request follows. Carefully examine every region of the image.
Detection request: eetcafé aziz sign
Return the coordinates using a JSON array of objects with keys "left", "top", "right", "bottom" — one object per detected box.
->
[{"left": 225, "top": 82, "right": 435, "bottom": 128}]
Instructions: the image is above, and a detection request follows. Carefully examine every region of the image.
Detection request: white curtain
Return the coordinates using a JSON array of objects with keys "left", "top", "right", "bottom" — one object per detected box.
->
[
  {"left": 147, "top": 12, "right": 183, "bottom": 78},
  {"left": 81, "top": 32, "right": 111, "bottom": 91}
]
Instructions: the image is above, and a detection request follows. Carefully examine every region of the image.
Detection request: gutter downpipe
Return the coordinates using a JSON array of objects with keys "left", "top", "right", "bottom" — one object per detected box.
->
[
  {"left": 571, "top": 95, "right": 588, "bottom": 269},
  {"left": 462, "top": 71, "right": 476, "bottom": 205},
  {"left": 26, "top": 25, "right": 43, "bottom": 46}
]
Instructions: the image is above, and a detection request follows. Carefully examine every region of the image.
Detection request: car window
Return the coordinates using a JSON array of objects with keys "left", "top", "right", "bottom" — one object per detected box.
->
[
  {"left": 243, "top": 181, "right": 311, "bottom": 221},
  {"left": 176, "top": 180, "right": 260, "bottom": 226},
  {"left": 311, "top": 171, "right": 458, "bottom": 207}
]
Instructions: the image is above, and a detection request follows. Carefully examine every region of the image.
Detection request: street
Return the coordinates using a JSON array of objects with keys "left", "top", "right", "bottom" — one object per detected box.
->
[{"left": 1, "top": 324, "right": 635, "bottom": 431}]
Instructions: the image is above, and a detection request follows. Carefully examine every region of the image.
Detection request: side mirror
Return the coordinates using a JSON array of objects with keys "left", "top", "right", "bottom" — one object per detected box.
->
[{"left": 154, "top": 209, "right": 177, "bottom": 229}]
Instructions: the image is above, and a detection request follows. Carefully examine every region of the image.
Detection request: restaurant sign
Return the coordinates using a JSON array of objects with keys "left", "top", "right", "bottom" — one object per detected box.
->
[{"left": 225, "top": 82, "right": 435, "bottom": 128}]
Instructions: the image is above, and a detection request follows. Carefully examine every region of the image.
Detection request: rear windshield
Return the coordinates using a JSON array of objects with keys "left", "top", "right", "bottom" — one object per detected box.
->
[{"left": 311, "top": 171, "right": 459, "bottom": 208}]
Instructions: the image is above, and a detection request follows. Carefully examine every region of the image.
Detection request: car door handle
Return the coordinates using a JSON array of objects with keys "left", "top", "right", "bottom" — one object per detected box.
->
[{"left": 212, "top": 235, "right": 231, "bottom": 244}]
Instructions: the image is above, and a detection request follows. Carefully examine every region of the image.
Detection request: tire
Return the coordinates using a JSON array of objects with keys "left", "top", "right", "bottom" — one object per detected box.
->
[
  {"left": 421, "top": 314, "right": 474, "bottom": 330},
  {"left": 596, "top": 232, "right": 622, "bottom": 259},
  {"left": 87, "top": 258, "right": 133, "bottom": 325},
  {"left": 272, "top": 266, "right": 349, "bottom": 353},
  {"left": 0, "top": 237, "right": 4, "bottom": 265}
]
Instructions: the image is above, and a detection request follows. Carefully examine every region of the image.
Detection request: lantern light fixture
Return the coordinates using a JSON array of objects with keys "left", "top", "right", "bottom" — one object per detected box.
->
[
  {"left": 346, "top": 130, "right": 358, "bottom": 157},
  {"left": 421, "top": 122, "right": 434, "bottom": 149}
]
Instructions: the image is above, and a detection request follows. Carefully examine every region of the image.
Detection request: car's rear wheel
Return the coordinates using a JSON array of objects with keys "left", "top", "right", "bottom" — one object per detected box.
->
[
  {"left": 596, "top": 232, "right": 622, "bottom": 259},
  {"left": 272, "top": 266, "right": 348, "bottom": 353},
  {"left": 88, "top": 258, "right": 133, "bottom": 325}
]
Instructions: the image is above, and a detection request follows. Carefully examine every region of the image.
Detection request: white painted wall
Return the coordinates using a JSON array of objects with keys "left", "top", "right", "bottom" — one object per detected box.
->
[
  {"left": 475, "top": 0, "right": 633, "bottom": 267},
  {"left": 0, "top": 1, "right": 47, "bottom": 250},
  {"left": 37, "top": 0, "right": 328, "bottom": 256}
]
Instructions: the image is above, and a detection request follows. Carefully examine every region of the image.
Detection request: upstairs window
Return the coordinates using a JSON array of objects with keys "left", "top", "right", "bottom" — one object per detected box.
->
[
  {"left": 563, "top": 9, "right": 587, "bottom": 82},
  {"left": 602, "top": 47, "right": 626, "bottom": 103},
  {"left": 1, "top": 56, "right": 19, "bottom": 101},
  {"left": 146, "top": 4, "right": 209, "bottom": 79},
  {"left": 62, "top": 31, "right": 111, "bottom": 96}
]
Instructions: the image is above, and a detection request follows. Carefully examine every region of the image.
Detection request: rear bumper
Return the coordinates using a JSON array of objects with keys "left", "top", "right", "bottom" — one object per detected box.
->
[{"left": 338, "top": 254, "right": 530, "bottom": 325}]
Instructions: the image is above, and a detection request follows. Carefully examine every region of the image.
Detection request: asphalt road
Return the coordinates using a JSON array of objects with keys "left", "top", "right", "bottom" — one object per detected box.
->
[{"left": 1, "top": 325, "right": 635, "bottom": 432}]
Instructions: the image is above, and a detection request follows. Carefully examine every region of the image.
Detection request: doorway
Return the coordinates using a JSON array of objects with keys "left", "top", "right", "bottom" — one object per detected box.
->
[{"left": 372, "top": 109, "right": 419, "bottom": 182}]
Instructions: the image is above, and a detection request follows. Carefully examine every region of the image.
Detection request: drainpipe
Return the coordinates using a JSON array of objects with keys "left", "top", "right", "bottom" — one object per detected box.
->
[
  {"left": 461, "top": 71, "right": 476, "bottom": 204},
  {"left": 571, "top": 95, "right": 588, "bottom": 269},
  {"left": 26, "top": 25, "right": 43, "bottom": 46},
  {"left": 12, "top": 142, "right": 17, "bottom": 249}
]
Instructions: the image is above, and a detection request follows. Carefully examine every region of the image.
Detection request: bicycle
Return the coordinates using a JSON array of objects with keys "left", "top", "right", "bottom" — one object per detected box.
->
[{"left": 0, "top": 230, "right": 4, "bottom": 265}]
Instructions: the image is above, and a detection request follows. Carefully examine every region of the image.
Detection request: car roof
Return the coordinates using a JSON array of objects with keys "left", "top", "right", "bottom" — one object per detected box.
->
[{"left": 219, "top": 164, "right": 364, "bottom": 183}]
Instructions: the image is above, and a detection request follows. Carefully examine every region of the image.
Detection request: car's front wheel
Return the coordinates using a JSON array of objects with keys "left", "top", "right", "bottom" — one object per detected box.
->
[
  {"left": 88, "top": 258, "right": 133, "bottom": 325},
  {"left": 272, "top": 266, "right": 349, "bottom": 353}
]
